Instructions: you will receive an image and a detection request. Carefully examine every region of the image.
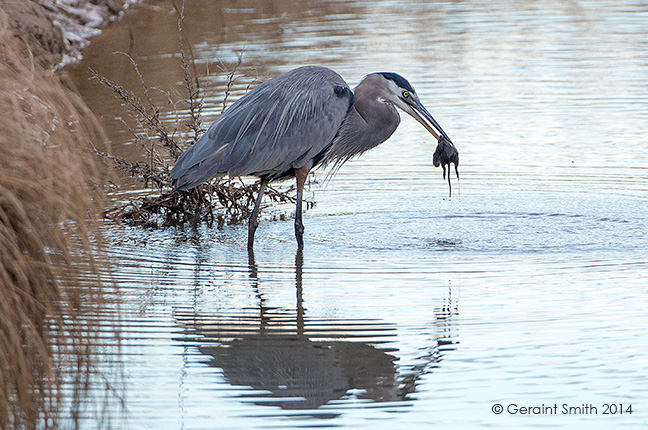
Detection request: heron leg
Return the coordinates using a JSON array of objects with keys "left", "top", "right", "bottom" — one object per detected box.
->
[
  {"left": 248, "top": 178, "right": 269, "bottom": 250},
  {"left": 294, "top": 166, "right": 309, "bottom": 248}
]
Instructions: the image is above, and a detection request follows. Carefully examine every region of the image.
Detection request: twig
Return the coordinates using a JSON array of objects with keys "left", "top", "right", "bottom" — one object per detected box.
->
[
  {"left": 221, "top": 53, "right": 243, "bottom": 113},
  {"left": 90, "top": 67, "right": 183, "bottom": 159},
  {"left": 177, "top": 12, "right": 203, "bottom": 144}
]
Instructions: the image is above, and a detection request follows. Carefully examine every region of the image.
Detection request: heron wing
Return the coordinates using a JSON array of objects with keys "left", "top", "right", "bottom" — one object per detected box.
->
[{"left": 170, "top": 66, "right": 353, "bottom": 189}]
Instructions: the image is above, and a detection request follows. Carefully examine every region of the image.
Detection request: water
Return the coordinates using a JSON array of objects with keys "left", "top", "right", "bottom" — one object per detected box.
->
[{"left": 67, "top": 1, "right": 648, "bottom": 428}]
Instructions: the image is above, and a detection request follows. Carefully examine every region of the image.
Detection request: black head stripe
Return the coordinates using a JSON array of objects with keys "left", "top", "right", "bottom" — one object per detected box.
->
[{"left": 378, "top": 72, "right": 415, "bottom": 93}]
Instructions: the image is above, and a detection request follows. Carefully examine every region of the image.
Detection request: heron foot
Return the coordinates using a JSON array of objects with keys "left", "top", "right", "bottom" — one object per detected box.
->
[
  {"left": 247, "top": 178, "right": 268, "bottom": 250},
  {"left": 247, "top": 202, "right": 263, "bottom": 250},
  {"left": 247, "top": 222, "right": 258, "bottom": 250},
  {"left": 295, "top": 220, "right": 304, "bottom": 248},
  {"left": 247, "top": 207, "right": 262, "bottom": 249}
]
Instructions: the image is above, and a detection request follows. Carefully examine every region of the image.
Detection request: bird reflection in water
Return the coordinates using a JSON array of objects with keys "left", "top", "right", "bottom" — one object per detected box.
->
[{"left": 175, "top": 250, "right": 458, "bottom": 414}]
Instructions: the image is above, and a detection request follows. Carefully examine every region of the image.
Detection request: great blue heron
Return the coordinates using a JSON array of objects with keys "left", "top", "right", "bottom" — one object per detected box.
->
[{"left": 170, "top": 65, "right": 457, "bottom": 248}]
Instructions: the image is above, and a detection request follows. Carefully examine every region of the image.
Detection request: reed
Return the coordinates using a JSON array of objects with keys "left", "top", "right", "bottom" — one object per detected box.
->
[{"left": 1, "top": 9, "right": 115, "bottom": 429}]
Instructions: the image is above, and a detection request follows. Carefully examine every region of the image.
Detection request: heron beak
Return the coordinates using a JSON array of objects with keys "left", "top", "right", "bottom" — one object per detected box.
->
[{"left": 407, "top": 99, "right": 452, "bottom": 143}]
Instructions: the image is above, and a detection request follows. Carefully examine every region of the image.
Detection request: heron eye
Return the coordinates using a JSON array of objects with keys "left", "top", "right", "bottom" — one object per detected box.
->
[{"left": 402, "top": 91, "right": 410, "bottom": 98}]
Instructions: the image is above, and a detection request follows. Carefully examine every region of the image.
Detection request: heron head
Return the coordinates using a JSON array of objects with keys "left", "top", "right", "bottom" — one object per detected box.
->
[{"left": 376, "top": 72, "right": 452, "bottom": 143}]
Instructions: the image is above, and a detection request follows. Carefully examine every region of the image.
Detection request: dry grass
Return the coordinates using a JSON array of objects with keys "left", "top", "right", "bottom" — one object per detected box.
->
[{"left": 1, "top": 9, "right": 116, "bottom": 429}]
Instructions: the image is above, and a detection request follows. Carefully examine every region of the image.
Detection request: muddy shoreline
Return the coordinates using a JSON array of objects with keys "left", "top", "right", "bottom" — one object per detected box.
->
[{"left": 2, "top": 0, "right": 131, "bottom": 69}]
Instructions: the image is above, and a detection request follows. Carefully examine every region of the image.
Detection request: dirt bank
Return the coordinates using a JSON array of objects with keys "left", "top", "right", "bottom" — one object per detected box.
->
[{"left": 1, "top": 0, "right": 130, "bottom": 69}]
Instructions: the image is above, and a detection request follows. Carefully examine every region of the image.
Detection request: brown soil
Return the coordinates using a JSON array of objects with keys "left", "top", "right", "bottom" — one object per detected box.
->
[{"left": 1, "top": 0, "right": 127, "bottom": 69}]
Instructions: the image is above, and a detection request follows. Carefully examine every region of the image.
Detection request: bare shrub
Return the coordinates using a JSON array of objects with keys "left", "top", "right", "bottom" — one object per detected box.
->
[{"left": 93, "top": 16, "right": 301, "bottom": 228}]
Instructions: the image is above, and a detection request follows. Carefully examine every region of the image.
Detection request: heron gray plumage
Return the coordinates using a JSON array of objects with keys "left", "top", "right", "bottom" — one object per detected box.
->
[{"left": 170, "top": 65, "right": 456, "bottom": 248}]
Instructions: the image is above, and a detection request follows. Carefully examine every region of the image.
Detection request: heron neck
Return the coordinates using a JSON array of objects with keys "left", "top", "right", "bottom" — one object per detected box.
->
[
  {"left": 318, "top": 80, "right": 401, "bottom": 169},
  {"left": 353, "top": 84, "right": 400, "bottom": 145}
]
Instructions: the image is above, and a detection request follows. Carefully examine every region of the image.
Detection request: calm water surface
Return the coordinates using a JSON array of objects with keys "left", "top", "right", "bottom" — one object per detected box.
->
[{"left": 67, "top": 1, "right": 647, "bottom": 428}]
